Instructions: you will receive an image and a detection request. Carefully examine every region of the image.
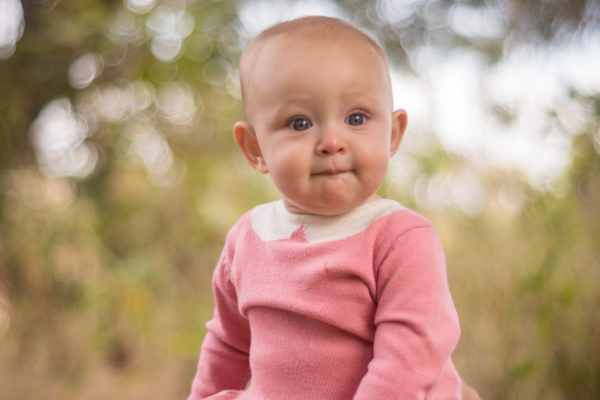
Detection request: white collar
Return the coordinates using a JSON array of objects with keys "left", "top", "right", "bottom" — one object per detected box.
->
[{"left": 250, "top": 199, "right": 405, "bottom": 243}]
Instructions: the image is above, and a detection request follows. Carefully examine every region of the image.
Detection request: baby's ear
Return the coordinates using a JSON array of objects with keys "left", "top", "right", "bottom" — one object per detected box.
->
[
  {"left": 233, "top": 121, "right": 269, "bottom": 174},
  {"left": 390, "top": 109, "right": 408, "bottom": 157}
]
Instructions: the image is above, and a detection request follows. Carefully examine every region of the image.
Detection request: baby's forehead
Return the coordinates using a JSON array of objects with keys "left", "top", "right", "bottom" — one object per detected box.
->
[
  {"left": 278, "top": 36, "right": 371, "bottom": 61},
  {"left": 239, "top": 22, "right": 392, "bottom": 123},
  {"left": 244, "top": 32, "right": 389, "bottom": 88}
]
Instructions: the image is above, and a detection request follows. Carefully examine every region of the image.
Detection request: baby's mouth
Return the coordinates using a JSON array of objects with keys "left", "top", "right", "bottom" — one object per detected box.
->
[{"left": 313, "top": 169, "right": 352, "bottom": 176}]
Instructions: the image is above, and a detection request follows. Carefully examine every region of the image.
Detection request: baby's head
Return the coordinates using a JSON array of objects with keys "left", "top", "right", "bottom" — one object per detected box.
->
[{"left": 233, "top": 16, "right": 407, "bottom": 216}]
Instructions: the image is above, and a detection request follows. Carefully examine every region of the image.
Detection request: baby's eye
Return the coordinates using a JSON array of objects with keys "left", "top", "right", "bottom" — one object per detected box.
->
[
  {"left": 288, "top": 118, "right": 311, "bottom": 131},
  {"left": 347, "top": 113, "right": 366, "bottom": 126}
]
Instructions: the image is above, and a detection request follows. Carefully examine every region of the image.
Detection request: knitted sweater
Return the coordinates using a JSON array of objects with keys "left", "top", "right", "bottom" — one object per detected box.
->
[{"left": 187, "top": 199, "right": 462, "bottom": 400}]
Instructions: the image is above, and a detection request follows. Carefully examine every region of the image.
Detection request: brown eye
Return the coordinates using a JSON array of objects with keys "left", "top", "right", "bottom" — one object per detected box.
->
[
  {"left": 289, "top": 118, "right": 311, "bottom": 131},
  {"left": 347, "top": 114, "right": 366, "bottom": 126}
]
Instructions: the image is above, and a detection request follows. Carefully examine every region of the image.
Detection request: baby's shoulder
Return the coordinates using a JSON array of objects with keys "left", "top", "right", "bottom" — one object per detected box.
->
[
  {"left": 370, "top": 203, "right": 443, "bottom": 272},
  {"left": 369, "top": 200, "right": 435, "bottom": 236},
  {"left": 221, "top": 207, "right": 255, "bottom": 244}
]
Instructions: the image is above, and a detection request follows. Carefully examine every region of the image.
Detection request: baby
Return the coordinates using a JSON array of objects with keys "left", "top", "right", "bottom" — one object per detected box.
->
[{"left": 188, "top": 15, "right": 478, "bottom": 400}]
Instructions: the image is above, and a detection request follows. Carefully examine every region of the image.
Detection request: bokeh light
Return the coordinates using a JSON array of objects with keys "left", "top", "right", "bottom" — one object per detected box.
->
[
  {"left": 68, "top": 53, "right": 104, "bottom": 89},
  {"left": 91, "top": 83, "right": 135, "bottom": 123},
  {"left": 30, "top": 98, "right": 99, "bottom": 178},
  {"left": 236, "top": 0, "right": 347, "bottom": 44},
  {"left": 185, "top": 31, "right": 214, "bottom": 62},
  {"left": 146, "top": 4, "right": 195, "bottom": 62},
  {"left": 130, "top": 80, "right": 157, "bottom": 116},
  {"left": 126, "top": 121, "right": 184, "bottom": 187},
  {"left": 156, "top": 81, "right": 200, "bottom": 125},
  {"left": 108, "top": 9, "right": 146, "bottom": 45},
  {"left": 447, "top": 3, "right": 507, "bottom": 39},
  {"left": 202, "top": 57, "right": 232, "bottom": 86},
  {"left": 125, "top": 0, "right": 157, "bottom": 15},
  {"left": 374, "top": 0, "right": 420, "bottom": 28},
  {"left": 129, "top": 123, "right": 173, "bottom": 175},
  {"left": 0, "top": 0, "right": 24, "bottom": 59}
]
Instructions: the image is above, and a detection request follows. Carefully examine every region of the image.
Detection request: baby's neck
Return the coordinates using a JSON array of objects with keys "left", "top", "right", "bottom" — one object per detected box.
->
[{"left": 282, "top": 194, "right": 383, "bottom": 216}]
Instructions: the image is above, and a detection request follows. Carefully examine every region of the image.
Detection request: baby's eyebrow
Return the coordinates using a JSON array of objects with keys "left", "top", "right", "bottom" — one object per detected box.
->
[{"left": 269, "top": 97, "right": 313, "bottom": 115}]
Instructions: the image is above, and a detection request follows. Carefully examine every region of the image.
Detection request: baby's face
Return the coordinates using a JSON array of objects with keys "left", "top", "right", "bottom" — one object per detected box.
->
[{"left": 238, "top": 35, "right": 406, "bottom": 215}]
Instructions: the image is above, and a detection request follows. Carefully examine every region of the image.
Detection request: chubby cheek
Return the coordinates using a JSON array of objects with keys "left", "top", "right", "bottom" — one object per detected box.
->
[
  {"left": 357, "top": 149, "right": 390, "bottom": 189},
  {"left": 266, "top": 153, "right": 307, "bottom": 196}
]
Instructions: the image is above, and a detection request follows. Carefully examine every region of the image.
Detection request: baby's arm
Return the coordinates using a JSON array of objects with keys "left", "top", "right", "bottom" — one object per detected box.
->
[
  {"left": 187, "top": 241, "right": 251, "bottom": 400},
  {"left": 353, "top": 223, "right": 461, "bottom": 400}
]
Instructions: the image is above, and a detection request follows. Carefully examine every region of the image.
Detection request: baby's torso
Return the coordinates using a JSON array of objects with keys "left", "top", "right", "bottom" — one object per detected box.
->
[
  {"left": 230, "top": 199, "right": 408, "bottom": 337},
  {"left": 210, "top": 199, "right": 462, "bottom": 400},
  {"left": 226, "top": 199, "right": 410, "bottom": 398}
]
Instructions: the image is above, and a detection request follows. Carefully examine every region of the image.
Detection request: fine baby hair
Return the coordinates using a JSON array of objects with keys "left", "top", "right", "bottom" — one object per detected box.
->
[{"left": 187, "top": 15, "right": 477, "bottom": 400}]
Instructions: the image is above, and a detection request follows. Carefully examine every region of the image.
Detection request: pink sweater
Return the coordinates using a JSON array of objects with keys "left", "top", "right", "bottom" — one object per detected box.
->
[{"left": 188, "top": 199, "right": 462, "bottom": 400}]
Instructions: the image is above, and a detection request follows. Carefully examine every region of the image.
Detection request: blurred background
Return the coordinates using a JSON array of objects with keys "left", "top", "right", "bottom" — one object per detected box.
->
[{"left": 0, "top": 0, "right": 599, "bottom": 399}]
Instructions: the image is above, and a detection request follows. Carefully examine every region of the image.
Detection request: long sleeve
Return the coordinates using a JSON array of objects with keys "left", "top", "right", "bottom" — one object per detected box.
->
[
  {"left": 353, "top": 224, "right": 461, "bottom": 400},
  {"left": 187, "top": 239, "right": 252, "bottom": 400}
]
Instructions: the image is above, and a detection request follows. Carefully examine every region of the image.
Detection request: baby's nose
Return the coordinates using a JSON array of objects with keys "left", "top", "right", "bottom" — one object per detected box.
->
[{"left": 315, "top": 129, "right": 346, "bottom": 156}]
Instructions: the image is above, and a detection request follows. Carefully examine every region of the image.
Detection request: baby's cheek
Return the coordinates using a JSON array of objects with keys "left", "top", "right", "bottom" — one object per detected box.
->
[
  {"left": 272, "top": 156, "right": 298, "bottom": 179},
  {"left": 269, "top": 159, "right": 304, "bottom": 194},
  {"left": 359, "top": 155, "right": 389, "bottom": 188},
  {"left": 359, "top": 147, "right": 388, "bottom": 172}
]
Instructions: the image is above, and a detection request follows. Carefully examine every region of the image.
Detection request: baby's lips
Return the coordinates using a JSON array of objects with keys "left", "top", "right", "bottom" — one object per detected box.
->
[{"left": 314, "top": 168, "right": 351, "bottom": 175}]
